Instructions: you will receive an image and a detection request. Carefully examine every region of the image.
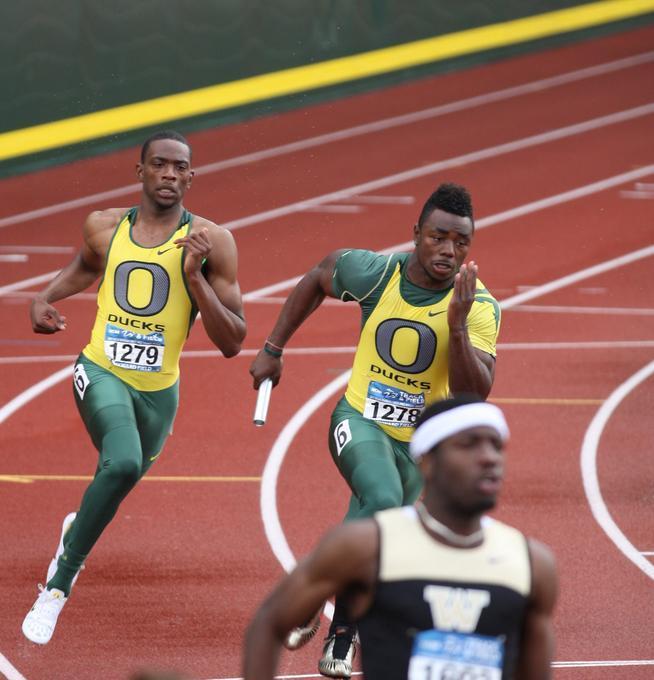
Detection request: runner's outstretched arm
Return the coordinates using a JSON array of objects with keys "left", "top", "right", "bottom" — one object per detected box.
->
[{"left": 249, "top": 249, "right": 346, "bottom": 387}]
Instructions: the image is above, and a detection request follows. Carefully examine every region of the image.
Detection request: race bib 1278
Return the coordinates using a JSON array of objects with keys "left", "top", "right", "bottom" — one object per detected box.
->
[{"left": 363, "top": 380, "right": 424, "bottom": 427}]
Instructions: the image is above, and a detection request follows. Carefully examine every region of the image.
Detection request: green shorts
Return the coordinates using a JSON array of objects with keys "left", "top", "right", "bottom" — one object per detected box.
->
[
  {"left": 73, "top": 353, "right": 179, "bottom": 474},
  {"left": 328, "top": 397, "right": 422, "bottom": 521}
]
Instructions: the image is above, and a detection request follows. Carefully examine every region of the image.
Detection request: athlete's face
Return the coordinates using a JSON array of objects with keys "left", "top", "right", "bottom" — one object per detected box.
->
[
  {"left": 137, "top": 139, "right": 194, "bottom": 209},
  {"left": 410, "top": 209, "right": 473, "bottom": 289},
  {"left": 420, "top": 426, "right": 504, "bottom": 516}
]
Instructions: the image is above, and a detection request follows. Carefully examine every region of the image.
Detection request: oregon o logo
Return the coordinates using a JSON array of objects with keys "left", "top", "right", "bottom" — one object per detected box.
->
[
  {"left": 375, "top": 318, "right": 436, "bottom": 374},
  {"left": 114, "top": 261, "right": 170, "bottom": 316}
]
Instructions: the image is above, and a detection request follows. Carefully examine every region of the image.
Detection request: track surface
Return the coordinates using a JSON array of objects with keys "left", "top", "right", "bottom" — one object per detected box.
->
[{"left": 1, "top": 25, "right": 653, "bottom": 680}]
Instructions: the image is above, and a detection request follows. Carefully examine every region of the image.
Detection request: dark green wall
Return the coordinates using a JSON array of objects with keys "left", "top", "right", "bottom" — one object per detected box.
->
[
  {"left": 3, "top": 0, "right": 602, "bottom": 133},
  {"left": 2, "top": 1, "right": 652, "bottom": 177}
]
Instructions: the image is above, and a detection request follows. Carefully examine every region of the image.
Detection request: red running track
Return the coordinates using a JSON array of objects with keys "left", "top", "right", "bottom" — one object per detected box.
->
[{"left": 1, "top": 25, "right": 654, "bottom": 680}]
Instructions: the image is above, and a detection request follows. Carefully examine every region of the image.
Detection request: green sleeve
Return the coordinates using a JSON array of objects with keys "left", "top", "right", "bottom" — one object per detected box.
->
[
  {"left": 332, "top": 249, "right": 396, "bottom": 302},
  {"left": 468, "top": 291, "right": 501, "bottom": 358}
]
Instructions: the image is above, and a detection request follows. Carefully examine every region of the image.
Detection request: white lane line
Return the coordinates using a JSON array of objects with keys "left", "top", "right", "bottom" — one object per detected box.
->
[
  {"left": 258, "top": 242, "right": 654, "bottom": 596},
  {"left": 0, "top": 271, "right": 61, "bottom": 297},
  {"left": 554, "top": 659, "right": 654, "bottom": 668},
  {"left": 620, "top": 190, "right": 654, "bottom": 199},
  {"left": 509, "top": 304, "right": 654, "bottom": 316},
  {"left": 0, "top": 652, "right": 28, "bottom": 680},
  {"left": 498, "top": 245, "right": 654, "bottom": 309},
  {"left": 0, "top": 365, "right": 73, "bottom": 425},
  {"left": 497, "top": 340, "right": 654, "bottom": 350},
  {"left": 3, "top": 151, "right": 654, "bottom": 301},
  {"left": 303, "top": 205, "right": 365, "bottom": 213},
  {"left": 580, "top": 359, "right": 654, "bottom": 581},
  {"left": 345, "top": 195, "right": 415, "bottom": 204},
  {"left": 200, "top": 658, "right": 654, "bottom": 679},
  {"left": 2, "top": 51, "right": 653, "bottom": 230},
  {"left": 0, "top": 246, "right": 75, "bottom": 254},
  {"left": 0, "top": 254, "right": 28, "bottom": 262},
  {"left": 219, "top": 103, "right": 654, "bottom": 232},
  {"left": 0, "top": 290, "right": 97, "bottom": 300},
  {"left": 2, "top": 340, "right": 654, "bottom": 366},
  {"left": 242, "top": 163, "right": 654, "bottom": 299}
]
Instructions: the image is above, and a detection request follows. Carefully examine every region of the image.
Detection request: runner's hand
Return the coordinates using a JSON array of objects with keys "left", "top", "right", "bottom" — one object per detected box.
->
[
  {"left": 31, "top": 298, "right": 67, "bottom": 334},
  {"left": 448, "top": 261, "right": 478, "bottom": 331},
  {"left": 175, "top": 228, "right": 212, "bottom": 277},
  {"left": 250, "top": 350, "right": 283, "bottom": 388}
]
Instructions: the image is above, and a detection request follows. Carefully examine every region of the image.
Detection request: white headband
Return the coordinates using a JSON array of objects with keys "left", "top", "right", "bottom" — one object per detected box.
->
[{"left": 409, "top": 402, "right": 509, "bottom": 460}]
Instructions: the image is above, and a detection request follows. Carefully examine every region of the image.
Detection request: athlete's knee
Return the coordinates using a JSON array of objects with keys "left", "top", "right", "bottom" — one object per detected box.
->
[{"left": 101, "top": 456, "right": 141, "bottom": 492}]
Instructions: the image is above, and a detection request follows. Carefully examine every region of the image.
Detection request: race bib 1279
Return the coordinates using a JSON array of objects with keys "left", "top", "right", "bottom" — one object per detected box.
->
[{"left": 104, "top": 323, "right": 164, "bottom": 372}]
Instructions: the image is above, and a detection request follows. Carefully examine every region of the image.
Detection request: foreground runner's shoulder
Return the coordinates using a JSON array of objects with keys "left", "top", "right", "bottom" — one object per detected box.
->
[
  {"left": 333, "top": 249, "right": 397, "bottom": 302},
  {"left": 81, "top": 208, "right": 128, "bottom": 257},
  {"left": 192, "top": 217, "right": 237, "bottom": 245}
]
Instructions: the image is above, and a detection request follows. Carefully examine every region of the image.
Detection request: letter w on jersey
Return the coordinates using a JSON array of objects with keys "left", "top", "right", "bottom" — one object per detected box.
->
[{"left": 423, "top": 586, "right": 490, "bottom": 632}]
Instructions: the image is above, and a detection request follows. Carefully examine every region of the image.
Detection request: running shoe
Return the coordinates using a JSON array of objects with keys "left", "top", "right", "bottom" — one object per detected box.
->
[
  {"left": 22, "top": 586, "right": 67, "bottom": 644},
  {"left": 318, "top": 628, "right": 357, "bottom": 678}
]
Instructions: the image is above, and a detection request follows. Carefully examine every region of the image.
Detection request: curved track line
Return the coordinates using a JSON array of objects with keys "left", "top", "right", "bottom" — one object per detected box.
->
[
  {"left": 0, "top": 653, "right": 27, "bottom": 680},
  {"left": 0, "top": 365, "right": 72, "bottom": 425},
  {"left": 260, "top": 372, "right": 352, "bottom": 621},
  {"left": 2, "top": 51, "right": 653, "bottom": 230},
  {"left": 580, "top": 359, "right": 654, "bottom": 580}
]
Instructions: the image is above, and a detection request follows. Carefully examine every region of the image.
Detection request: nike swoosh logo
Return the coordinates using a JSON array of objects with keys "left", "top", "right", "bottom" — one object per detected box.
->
[
  {"left": 157, "top": 246, "right": 175, "bottom": 255},
  {"left": 428, "top": 310, "right": 446, "bottom": 317}
]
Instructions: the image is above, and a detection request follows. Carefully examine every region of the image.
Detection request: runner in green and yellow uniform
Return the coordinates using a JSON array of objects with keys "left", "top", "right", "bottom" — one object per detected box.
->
[
  {"left": 23, "top": 130, "right": 246, "bottom": 646},
  {"left": 250, "top": 183, "right": 500, "bottom": 679}
]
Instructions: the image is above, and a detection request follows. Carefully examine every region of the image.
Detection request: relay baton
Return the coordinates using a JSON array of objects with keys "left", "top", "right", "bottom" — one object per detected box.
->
[{"left": 253, "top": 378, "right": 273, "bottom": 426}]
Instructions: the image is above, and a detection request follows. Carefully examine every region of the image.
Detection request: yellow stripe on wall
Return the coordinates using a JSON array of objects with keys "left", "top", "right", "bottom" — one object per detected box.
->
[{"left": 1, "top": 0, "right": 653, "bottom": 162}]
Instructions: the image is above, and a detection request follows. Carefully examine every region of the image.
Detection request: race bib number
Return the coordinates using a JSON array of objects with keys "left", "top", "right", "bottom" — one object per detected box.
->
[
  {"left": 408, "top": 630, "right": 503, "bottom": 680},
  {"left": 363, "top": 380, "right": 424, "bottom": 428},
  {"left": 104, "top": 323, "right": 164, "bottom": 372}
]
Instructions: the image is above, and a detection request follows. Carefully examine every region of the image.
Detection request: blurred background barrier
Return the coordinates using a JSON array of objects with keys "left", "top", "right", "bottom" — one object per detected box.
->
[{"left": 2, "top": 0, "right": 654, "bottom": 175}]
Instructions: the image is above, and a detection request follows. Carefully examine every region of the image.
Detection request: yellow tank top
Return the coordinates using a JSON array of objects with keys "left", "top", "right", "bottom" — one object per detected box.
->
[
  {"left": 344, "top": 262, "right": 497, "bottom": 442},
  {"left": 82, "top": 208, "right": 195, "bottom": 391}
]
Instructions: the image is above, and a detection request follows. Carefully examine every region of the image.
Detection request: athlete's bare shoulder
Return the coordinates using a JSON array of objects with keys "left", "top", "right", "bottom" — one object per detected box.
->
[
  {"left": 191, "top": 215, "right": 238, "bottom": 261},
  {"left": 191, "top": 215, "right": 233, "bottom": 241},
  {"left": 84, "top": 207, "right": 128, "bottom": 232},
  {"left": 83, "top": 208, "right": 130, "bottom": 256}
]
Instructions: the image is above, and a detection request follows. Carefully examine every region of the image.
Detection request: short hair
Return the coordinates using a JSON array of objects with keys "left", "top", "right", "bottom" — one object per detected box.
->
[
  {"left": 417, "top": 182, "right": 474, "bottom": 229},
  {"left": 140, "top": 130, "right": 191, "bottom": 162}
]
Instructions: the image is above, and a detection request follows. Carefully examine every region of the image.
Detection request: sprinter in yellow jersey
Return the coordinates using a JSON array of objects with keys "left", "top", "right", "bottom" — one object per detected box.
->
[
  {"left": 22, "top": 130, "right": 246, "bottom": 645},
  {"left": 250, "top": 183, "right": 499, "bottom": 678}
]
